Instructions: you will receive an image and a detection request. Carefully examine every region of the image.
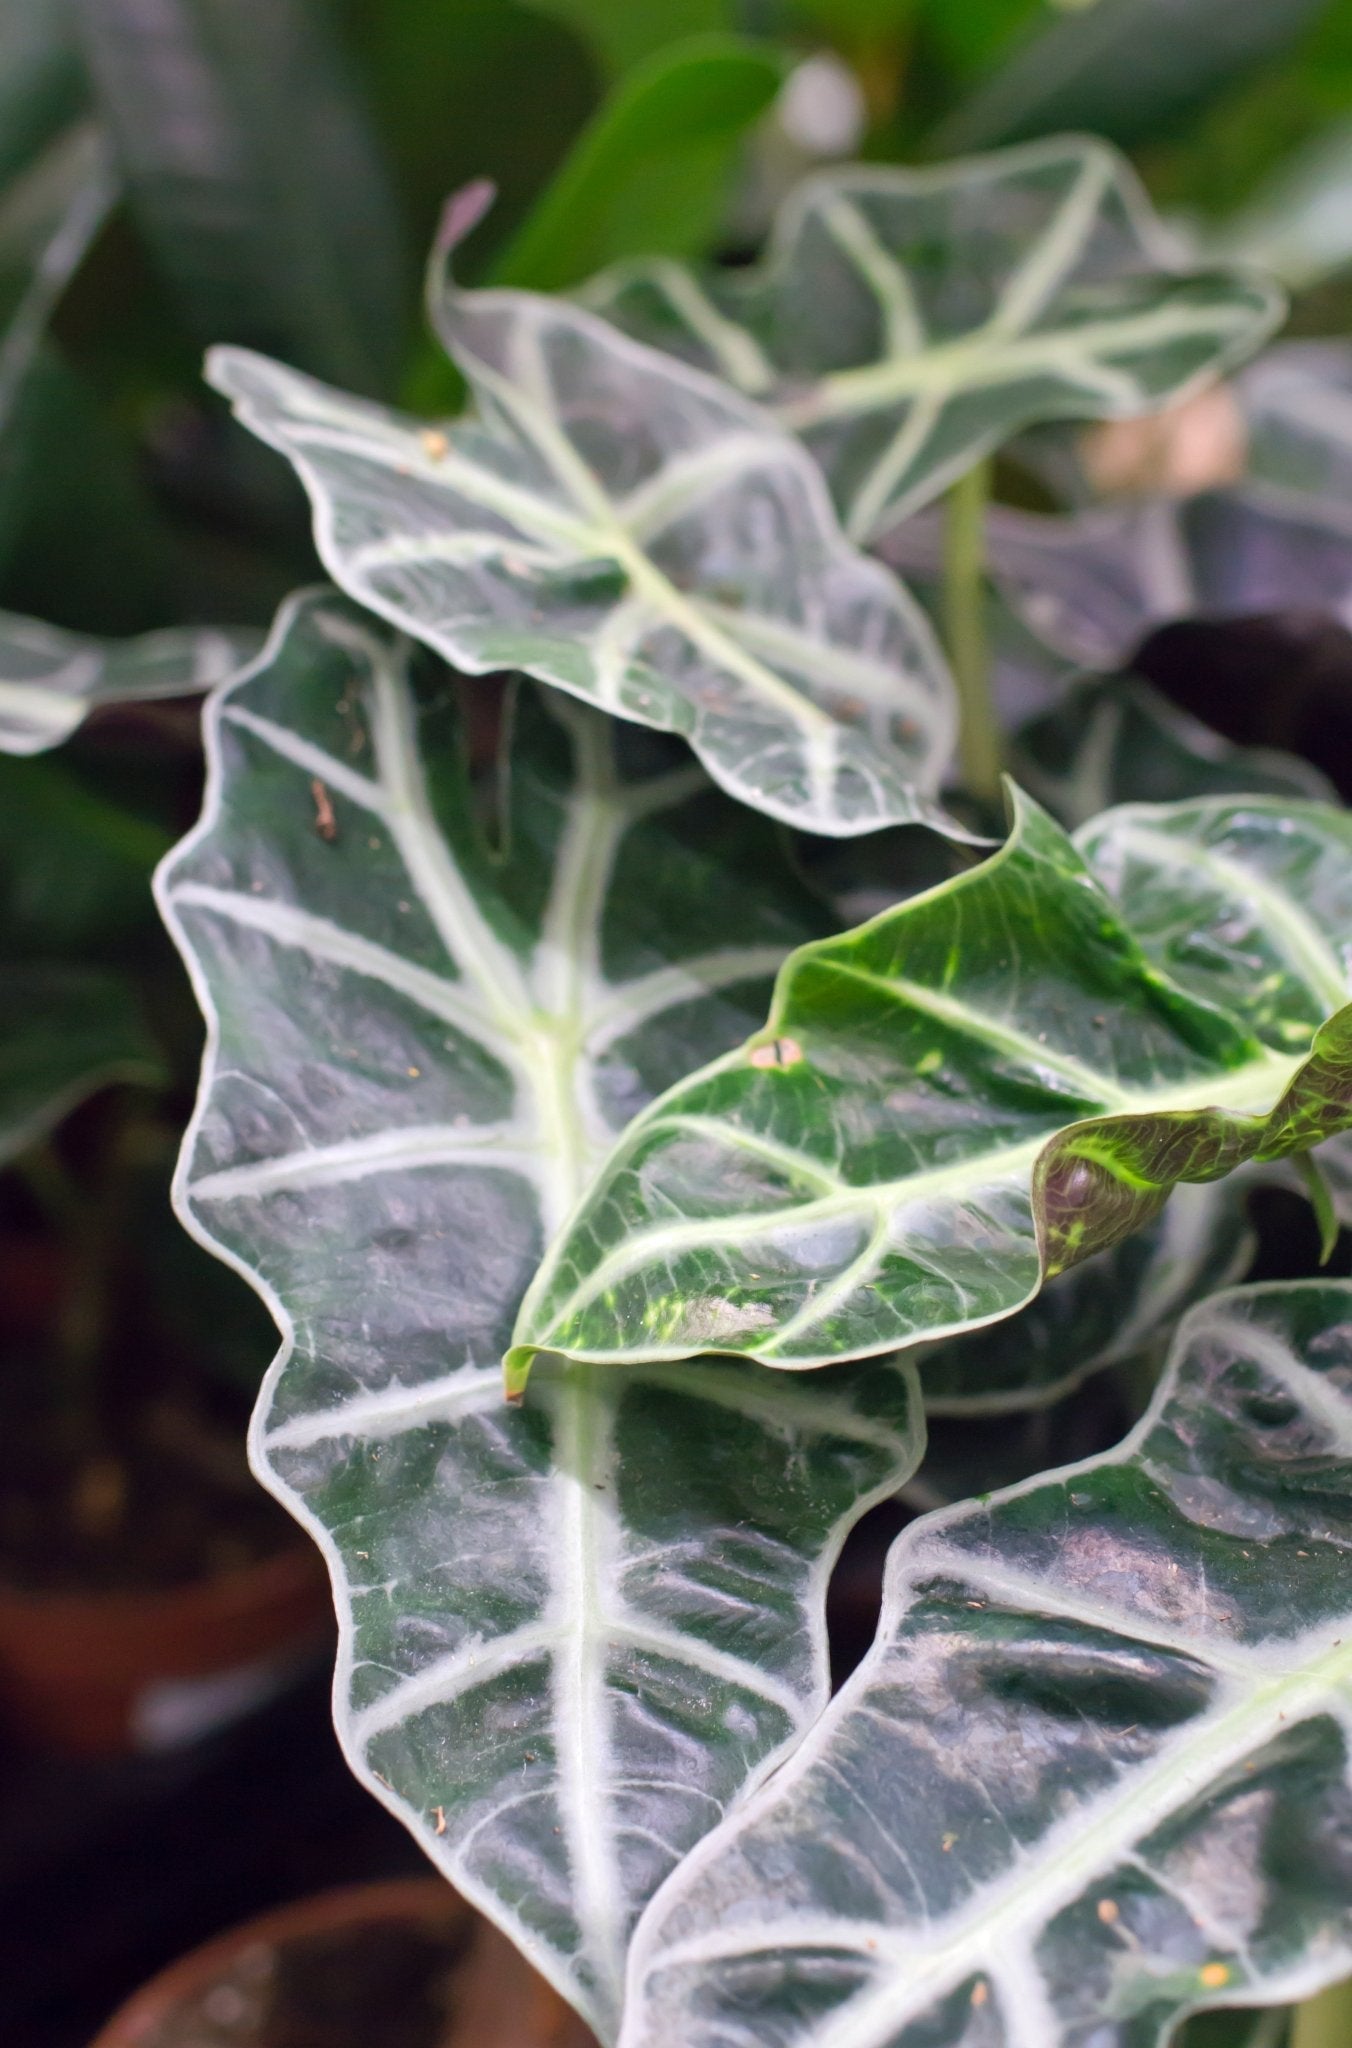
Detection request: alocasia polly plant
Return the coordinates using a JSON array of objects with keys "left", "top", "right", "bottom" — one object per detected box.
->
[
  {"left": 104, "top": 120, "right": 1352, "bottom": 2046},
  {"left": 156, "top": 589, "right": 924, "bottom": 2029},
  {"left": 583, "top": 135, "right": 1283, "bottom": 541}
]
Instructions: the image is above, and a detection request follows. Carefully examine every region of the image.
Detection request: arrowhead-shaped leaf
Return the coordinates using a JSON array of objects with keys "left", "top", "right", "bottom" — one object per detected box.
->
[
  {"left": 205, "top": 222, "right": 958, "bottom": 840},
  {"left": 509, "top": 791, "right": 1352, "bottom": 1384},
  {"left": 583, "top": 137, "right": 1282, "bottom": 540},
  {"left": 157, "top": 589, "right": 924, "bottom": 2036},
  {"left": 0, "top": 610, "right": 258, "bottom": 754},
  {"left": 618, "top": 1278, "right": 1352, "bottom": 2048}
]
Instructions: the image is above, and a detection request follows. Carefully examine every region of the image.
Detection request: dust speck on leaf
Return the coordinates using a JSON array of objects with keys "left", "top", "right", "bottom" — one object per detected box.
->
[{"left": 750, "top": 1036, "right": 804, "bottom": 1069}]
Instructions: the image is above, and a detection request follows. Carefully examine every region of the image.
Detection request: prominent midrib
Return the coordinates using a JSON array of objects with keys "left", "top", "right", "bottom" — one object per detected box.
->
[
  {"left": 794, "top": 1629, "right": 1352, "bottom": 2048},
  {"left": 779, "top": 299, "right": 1258, "bottom": 426},
  {"left": 462, "top": 329, "right": 840, "bottom": 743},
  {"left": 528, "top": 1042, "right": 1302, "bottom": 1346}
]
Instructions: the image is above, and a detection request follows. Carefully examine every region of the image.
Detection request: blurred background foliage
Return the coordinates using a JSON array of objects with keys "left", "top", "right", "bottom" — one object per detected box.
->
[{"left": 7, "top": 0, "right": 1351, "bottom": 648}]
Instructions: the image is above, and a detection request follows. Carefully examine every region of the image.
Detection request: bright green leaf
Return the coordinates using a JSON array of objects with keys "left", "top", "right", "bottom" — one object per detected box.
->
[
  {"left": 74, "top": 0, "right": 410, "bottom": 395},
  {"left": 619, "top": 1278, "right": 1352, "bottom": 2048},
  {"left": 492, "top": 35, "right": 782, "bottom": 293},
  {"left": 0, "top": 962, "right": 162, "bottom": 1165},
  {"left": 509, "top": 791, "right": 1352, "bottom": 1385},
  {"left": 0, "top": 610, "right": 258, "bottom": 755},
  {"left": 156, "top": 588, "right": 925, "bottom": 2037},
  {"left": 206, "top": 228, "right": 959, "bottom": 838},
  {"left": 584, "top": 137, "right": 1282, "bottom": 538}
]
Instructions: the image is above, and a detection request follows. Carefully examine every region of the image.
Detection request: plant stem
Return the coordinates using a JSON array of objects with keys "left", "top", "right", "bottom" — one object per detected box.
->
[
  {"left": 943, "top": 455, "right": 1002, "bottom": 806},
  {"left": 1292, "top": 1977, "right": 1352, "bottom": 2048}
]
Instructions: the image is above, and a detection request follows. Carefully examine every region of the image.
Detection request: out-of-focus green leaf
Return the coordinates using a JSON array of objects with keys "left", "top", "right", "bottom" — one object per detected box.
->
[
  {"left": 587, "top": 139, "right": 1281, "bottom": 537},
  {"left": 618, "top": 1279, "right": 1352, "bottom": 2048},
  {"left": 0, "top": 751, "right": 170, "bottom": 956},
  {"left": 974, "top": 492, "right": 1352, "bottom": 685},
  {"left": 0, "top": 610, "right": 257, "bottom": 755},
  {"left": 157, "top": 587, "right": 923, "bottom": 2036},
  {"left": 0, "top": 963, "right": 162, "bottom": 1166},
  {"left": 0, "top": 347, "right": 176, "bottom": 628},
  {"left": 0, "top": 120, "right": 114, "bottom": 432},
  {"left": 1217, "top": 121, "right": 1352, "bottom": 290},
  {"left": 509, "top": 792, "right": 1352, "bottom": 1384},
  {"left": 74, "top": 0, "right": 410, "bottom": 396},
  {"left": 530, "top": 0, "right": 729, "bottom": 78},
  {"left": 1012, "top": 673, "right": 1334, "bottom": 827},
  {"left": 0, "top": 0, "right": 87, "bottom": 192},
  {"left": 934, "top": 0, "right": 1328, "bottom": 155},
  {"left": 493, "top": 36, "right": 782, "bottom": 292}
]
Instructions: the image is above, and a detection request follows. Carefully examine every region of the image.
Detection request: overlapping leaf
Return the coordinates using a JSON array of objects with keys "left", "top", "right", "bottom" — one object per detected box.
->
[
  {"left": 0, "top": 963, "right": 162, "bottom": 1164},
  {"left": 157, "top": 589, "right": 924, "bottom": 2038},
  {"left": 977, "top": 492, "right": 1352, "bottom": 679},
  {"left": 583, "top": 137, "right": 1282, "bottom": 540},
  {"left": 509, "top": 791, "right": 1352, "bottom": 1384},
  {"left": 0, "top": 610, "right": 258, "bottom": 754},
  {"left": 618, "top": 1279, "right": 1352, "bottom": 2048},
  {"left": 205, "top": 214, "right": 957, "bottom": 840},
  {"left": 1012, "top": 674, "right": 1332, "bottom": 827},
  {"left": 921, "top": 1178, "right": 1252, "bottom": 1415}
]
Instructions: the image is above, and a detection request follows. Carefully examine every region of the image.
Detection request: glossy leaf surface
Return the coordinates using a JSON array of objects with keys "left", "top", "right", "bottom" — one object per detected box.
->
[
  {"left": 620, "top": 1279, "right": 1352, "bottom": 2048},
  {"left": 510, "top": 792, "right": 1352, "bottom": 1382},
  {"left": 585, "top": 138, "right": 1281, "bottom": 538},
  {"left": 0, "top": 963, "right": 161, "bottom": 1164},
  {"left": 0, "top": 611, "right": 257, "bottom": 755},
  {"left": 158, "top": 590, "right": 924, "bottom": 2036},
  {"left": 207, "top": 234, "right": 956, "bottom": 839}
]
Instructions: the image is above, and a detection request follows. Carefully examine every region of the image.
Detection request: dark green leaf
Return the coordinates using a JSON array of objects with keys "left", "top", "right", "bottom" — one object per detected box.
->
[
  {"left": 0, "top": 962, "right": 162, "bottom": 1164},
  {"left": 493, "top": 36, "right": 782, "bottom": 293},
  {"left": 619, "top": 1278, "right": 1352, "bottom": 2048},
  {"left": 75, "top": 0, "right": 410, "bottom": 395},
  {"left": 207, "top": 232, "right": 959, "bottom": 837},
  {"left": 0, "top": 609, "right": 257, "bottom": 754},
  {"left": 157, "top": 588, "right": 924, "bottom": 2035},
  {"left": 586, "top": 138, "right": 1281, "bottom": 536}
]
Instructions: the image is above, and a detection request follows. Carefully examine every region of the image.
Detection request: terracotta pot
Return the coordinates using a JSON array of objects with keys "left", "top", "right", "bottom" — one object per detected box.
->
[
  {"left": 0, "top": 1538, "right": 331, "bottom": 1754},
  {"left": 89, "top": 1876, "right": 599, "bottom": 2048}
]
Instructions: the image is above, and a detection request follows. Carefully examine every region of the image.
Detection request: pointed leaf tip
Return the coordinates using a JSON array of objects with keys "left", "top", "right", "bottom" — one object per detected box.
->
[{"left": 435, "top": 178, "right": 497, "bottom": 262}]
